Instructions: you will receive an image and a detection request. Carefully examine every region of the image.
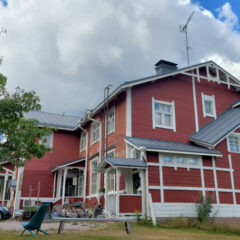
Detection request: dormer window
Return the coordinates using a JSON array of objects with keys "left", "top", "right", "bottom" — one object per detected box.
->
[
  {"left": 202, "top": 93, "right": 216, "bottom": 118},
  {"left": 152, "top": 98, "right": 176, "bottom": 132}
]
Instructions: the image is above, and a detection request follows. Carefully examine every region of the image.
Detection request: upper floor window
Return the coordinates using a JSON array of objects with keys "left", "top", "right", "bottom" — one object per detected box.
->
[
  {"left": 91, "top": 121, "right": 100, "bottom": 145},
  {"left": 39, "top": 133, "right": 53, "bottom": 148},
  {"left": 152, "top": 98, "right": 176, "bottom": 132},
  {"left": 80, "top": 132, "right": 87, "bottom": 152},
  {"left": 228, "top": 134, "right": 240, "bottom": 153},
  {"left": 201, "top": 93, "right": 216, "bottom": 118},
  {"left": 106, "top": 107, "right": 115, "bottom": 135},
  {"left": 90, "top": 157, "right": 98, "bottom": 195}
]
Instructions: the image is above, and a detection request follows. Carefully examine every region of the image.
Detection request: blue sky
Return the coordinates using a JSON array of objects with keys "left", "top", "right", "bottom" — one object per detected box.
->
[{"left": 193, "top": 0, "right": 239, "bottom": 28}]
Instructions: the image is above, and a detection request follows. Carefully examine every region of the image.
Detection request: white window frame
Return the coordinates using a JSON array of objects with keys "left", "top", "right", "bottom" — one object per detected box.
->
[
  {"left": 91, "top": 120, "right": 100, "bottom": 145},
  {"left": 160, "top": 154, "right": 202, "bottom": 169},
  {"left": 201, "top": 93, "right": 216, "bottom": 118},
  {"left": 80, "top": 131, "right": 87, "bottom": 152},
  {"left": 106, "top": 106, "right": 115, "bottom": 135},
  {"left": 90, "top": 157, "right": 98, "bottom": 196},
  {"left": 227, "top": 133, "right": 240, "bottom": 153},
  {"left": 152, "top": 97, "right": 176, "bottom": 132},
  {"left": 39, "top": 133, "right": 54, "bottom": 148},
  {"left": 107, "top": 149, "right": 116, "bottom": 193}
]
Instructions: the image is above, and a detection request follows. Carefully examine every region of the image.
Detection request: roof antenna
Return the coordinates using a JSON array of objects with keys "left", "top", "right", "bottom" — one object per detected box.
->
[{"left": 180, "top": 11, "right": 194, "bottom": 66}]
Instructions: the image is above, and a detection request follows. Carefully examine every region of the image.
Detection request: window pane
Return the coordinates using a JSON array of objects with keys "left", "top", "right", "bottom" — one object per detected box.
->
[
  {"left": 164, "top": 114, "right": 171, "bottom": 127},
  {"left": 163, "top": 156, "right": 173, "bottom": 163},
  {"left": 164, "top": 105, "right": 171, "bottom": 113},
  {"left": 188, "top": 158, "right": 199, "bottom": 165},
  {"left": 176, "top": 157, "right": 185, "bottom": 164},
  {"left": 154, "top": 103, "right": 160, "bottom": 111},
  {"left": 155, "top": 112, "right": 162, "bottom": 125},
  {"left": 204, "top": 100, "right": 213, "bottom": 114},
  {"left": 229, "top": 136, "right": 240, "bottom": 152}
]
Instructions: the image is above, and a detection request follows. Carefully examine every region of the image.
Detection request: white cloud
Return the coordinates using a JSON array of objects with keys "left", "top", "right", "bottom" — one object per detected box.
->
[
  {"left": 217, "top": 2, "right": 239, "bottom": 30},
  {"left": 0, "top": 0, "right": 239, "bottom": 116}
]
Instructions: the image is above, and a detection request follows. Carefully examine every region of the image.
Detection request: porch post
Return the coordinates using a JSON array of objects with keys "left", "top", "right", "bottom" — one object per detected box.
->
[
  {"left": 56, "top": 171, "right": 61, "bottom": 198},
  {"left": 62, "top": 168, "right": 68, "bottom": 204},
  {"left": 2, "top": 171, "right": 8, "bottom": 206},
  {"left": 53, "top": 172, "right": 56, "bottom": 199},
  {"left": 116, "top": 168, "right": 120, "bottom": 217},
  {"left": 140, "top": 169, "right": 146, "bottom": 217},
  {"left": 104, "top": 169, "right": 109, "bottom": 216}
]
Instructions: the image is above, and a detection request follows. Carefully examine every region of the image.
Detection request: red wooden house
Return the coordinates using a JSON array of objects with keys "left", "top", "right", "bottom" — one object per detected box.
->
[{"left": 1, "top": 59, "right": 240, "bottom": 220}]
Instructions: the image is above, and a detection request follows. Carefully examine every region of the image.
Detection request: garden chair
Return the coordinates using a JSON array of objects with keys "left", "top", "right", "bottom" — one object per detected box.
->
[{"left": 20, "top": 203, "right": 50, "bottom": 237}]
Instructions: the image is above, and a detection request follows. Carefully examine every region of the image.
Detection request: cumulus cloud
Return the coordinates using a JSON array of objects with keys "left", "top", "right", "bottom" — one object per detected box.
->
[{"left": 0, "top": 0, "right": 239, "bottom": 116}]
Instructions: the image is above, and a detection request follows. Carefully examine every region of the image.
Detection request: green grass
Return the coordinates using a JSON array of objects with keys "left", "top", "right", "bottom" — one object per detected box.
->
[{"left": 1, "top": 222, "right": 240, "bottom": 240}]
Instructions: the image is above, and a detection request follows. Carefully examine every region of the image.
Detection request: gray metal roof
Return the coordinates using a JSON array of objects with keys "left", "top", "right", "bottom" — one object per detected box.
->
[
  {"left": 51, "top": 158, "right": 85, "bottom": 172},
  {"left": 24, "top": 111, "right": 81, "bottom": 130},
  {"left": 125, "top": 136, "right": 222, "bottom": 157},
  {"left": 190, "top": 106, "right": 240, "bottom": 147},
  {"left": 98, "top": 157, "right": 147, "bottom": 171}
]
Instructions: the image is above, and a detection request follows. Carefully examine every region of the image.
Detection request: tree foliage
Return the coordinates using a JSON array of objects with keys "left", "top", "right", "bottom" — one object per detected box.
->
[{"left": 0, "top": 73, "right": 52, "bottom": 167}]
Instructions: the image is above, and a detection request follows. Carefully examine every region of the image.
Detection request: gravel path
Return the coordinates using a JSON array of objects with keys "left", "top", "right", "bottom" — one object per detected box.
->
[{"left": 0, "top": 220, "right": 94, "bottom": 231}]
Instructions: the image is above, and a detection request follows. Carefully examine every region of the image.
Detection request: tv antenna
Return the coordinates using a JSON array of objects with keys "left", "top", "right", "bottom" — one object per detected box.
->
[{"left": 180, "top": 11, "right": 194, "bottom": 66}]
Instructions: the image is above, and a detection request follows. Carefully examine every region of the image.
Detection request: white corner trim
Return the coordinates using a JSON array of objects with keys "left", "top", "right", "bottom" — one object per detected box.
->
[
  {"left": 126, "top": 88, "right": 132, "bottom": 137},
  {"left": 228, "top": 154, "right": 236, "bottom": 205},
  {"left": 192, "top": 76, "right": 199, "bottom": 132}
]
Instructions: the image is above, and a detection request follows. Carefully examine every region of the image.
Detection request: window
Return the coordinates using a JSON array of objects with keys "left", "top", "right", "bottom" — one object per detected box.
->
[
  {"left": 80, "top": 132, "right": 87, "bottom": 152},
  {"left": 202, "top": 93, "right": 216, "bottom": 118},
  {"left": 152, "top": 98, "right": 176, "bottom": 131},
  {"left": 228, "top": 134, "right": 240, "bottom": 153},
  {"left": 161, "top": 154, "right": 200, "bottom": 167},
  {"left": 106, "top": 107, "right": 115, "bottom": 134},
  {"left": 39, "top": 133, "right": 53, "bottom": 148},
  {"left": 90, "top": 158, "right": 98, "bottom": 195},
  {"left": 107, "top": 149, "right": 115, "bottom": 192},
  {"left": 91, "top": 121, "right": 100, "bottom": 144}
]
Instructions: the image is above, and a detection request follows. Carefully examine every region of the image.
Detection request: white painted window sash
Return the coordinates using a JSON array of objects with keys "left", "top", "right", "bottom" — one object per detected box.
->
[
  {"left": 152, "top": 97, "right": 176, "bottom": 132},
  {"left": 201, "top": 93, "right": 216, "bottom": 119}
]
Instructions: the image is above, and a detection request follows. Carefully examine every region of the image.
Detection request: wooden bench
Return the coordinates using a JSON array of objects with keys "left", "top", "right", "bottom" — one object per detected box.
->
[{"left": 51, "top": 217, "right": 134, "bottom": 234}]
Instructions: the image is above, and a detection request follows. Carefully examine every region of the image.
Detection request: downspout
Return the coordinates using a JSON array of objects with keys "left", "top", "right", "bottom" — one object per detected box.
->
[
  {"left": 79, "top": 123, "right": 88, "bottom": 202},
  {"left": 87, "top": 113, "right": 102, "bottom": 203}
]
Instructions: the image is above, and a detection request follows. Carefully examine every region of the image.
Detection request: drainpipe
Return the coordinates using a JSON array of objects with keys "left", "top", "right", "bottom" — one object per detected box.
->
[
  {"left": 79, "top": 123, "right": 88, "bottom": 202},
  {"left": 87, "top": 112, "right": 102, "bottom": 203},
  {"left": 139, "top": 146, "right": 148, "bottom": 218}
]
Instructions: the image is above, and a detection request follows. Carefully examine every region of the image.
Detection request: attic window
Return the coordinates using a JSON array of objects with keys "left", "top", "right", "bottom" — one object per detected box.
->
[{"left": 201, "top": 93, "right": 216, "bottom": 118}]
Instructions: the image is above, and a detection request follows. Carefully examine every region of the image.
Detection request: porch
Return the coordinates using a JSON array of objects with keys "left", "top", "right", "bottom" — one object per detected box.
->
[
  {"left": 51, "top": 158, "right": 86, "bottom": 204},
  {"left": 0, "top": 162, "right": 16, "bottom": 207},
  {"left": 98, "top": 157, "right": 147, "bottom": 217}
]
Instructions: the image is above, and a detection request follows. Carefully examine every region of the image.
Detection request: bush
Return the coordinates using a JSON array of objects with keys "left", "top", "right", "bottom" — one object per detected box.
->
[{"left": 196, "top": 195, "right": 213, "bottom": 223}]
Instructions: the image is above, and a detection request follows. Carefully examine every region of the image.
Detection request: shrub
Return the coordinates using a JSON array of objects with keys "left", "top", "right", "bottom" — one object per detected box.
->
[{"left": 196, "top": 195, "right": 213, "bottom": 223}]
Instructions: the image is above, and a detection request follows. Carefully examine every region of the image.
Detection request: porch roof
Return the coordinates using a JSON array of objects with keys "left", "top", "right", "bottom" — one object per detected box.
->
[
  {"left": 51, "top": 158, "right": 85, "bottom": 172},
  {"left": 97, "top": 157, "right": 147, "bottom": 172},
  {"left": 125, "top": 136, "right": 222, "bottom": 157}
]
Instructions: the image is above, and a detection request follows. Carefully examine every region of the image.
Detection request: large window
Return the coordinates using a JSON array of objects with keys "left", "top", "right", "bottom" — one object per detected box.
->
[
  {"left": 228, "top": 134, "right": 240, "bottom": 153},
  {"left": 106, "top": 107, "right": 115, "bottom": 134},
  {"left": 90, "top": 158, "right": 98, "bottom": 195},
  {"left": 91, "top": 121, "right": 100, "bottom": 144},
  {"left": 80, "top": 132, "right": 87, "bottom": 152},
  {"left": 161, "top": 154, "right": 200, "bottom": 166},
  {"left": 39, "top": 133, "right": 53, "bottom": 148},
  {"left": 201, "top": 93, "right": 216, "bottom": 118},
  {"left": 107, "top": 149, "right": 115, "bottom": 192},
  {"left": 152, "top": 98, "right": 176, "bottom": 131}
]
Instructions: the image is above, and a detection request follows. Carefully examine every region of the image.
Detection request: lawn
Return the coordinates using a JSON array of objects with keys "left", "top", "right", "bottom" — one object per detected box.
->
[{"left": 1, "top": 222, "right": 240, "bottom": 240}]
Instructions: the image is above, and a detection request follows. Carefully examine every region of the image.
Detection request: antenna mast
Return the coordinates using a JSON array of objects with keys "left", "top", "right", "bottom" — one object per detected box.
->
[{"left": 180, "top": 11, "right": 194, "bottom": 66}]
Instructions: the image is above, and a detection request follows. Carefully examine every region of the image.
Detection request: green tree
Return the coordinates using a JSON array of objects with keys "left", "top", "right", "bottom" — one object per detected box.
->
[{"left": 0, "top": 73, "right": 52, "bottom": 167}]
